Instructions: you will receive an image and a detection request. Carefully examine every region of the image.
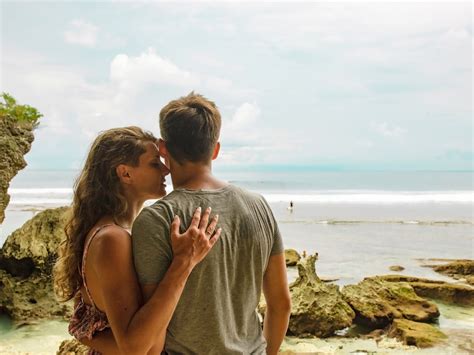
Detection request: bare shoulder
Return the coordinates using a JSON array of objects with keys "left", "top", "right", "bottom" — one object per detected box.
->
[{"left": 90, "top": 225, "right": 132, "bottom": 263}]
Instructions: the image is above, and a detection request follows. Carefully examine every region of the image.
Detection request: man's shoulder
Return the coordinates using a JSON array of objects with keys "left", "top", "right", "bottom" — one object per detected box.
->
[
  {"left": 229, "top": 184, "right": 268, "bottom": 206},
  {"left": 134, "top": 200, "right": 174, "bottom": 227}
]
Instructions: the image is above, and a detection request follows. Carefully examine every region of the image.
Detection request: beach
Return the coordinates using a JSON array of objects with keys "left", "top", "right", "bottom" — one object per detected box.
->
[{"left": 0, "top": 169, "right": 473, "bottom": 353}]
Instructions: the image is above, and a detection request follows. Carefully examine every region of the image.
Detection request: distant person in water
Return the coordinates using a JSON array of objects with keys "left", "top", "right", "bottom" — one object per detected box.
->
[
  {"left": 53, "top": 126, "right": 221, "bottom": 354},
  {"left": 131, "top": 92, "right": 291, "bottom": 354}
]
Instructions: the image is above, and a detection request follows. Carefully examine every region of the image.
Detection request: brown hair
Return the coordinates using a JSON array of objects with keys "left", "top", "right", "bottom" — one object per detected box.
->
[
  {"left": 159, "top": 92, "right": 221, "bottom": 164},
  {"left": 53, "top": 126, "right": 157, "bottom": 302}
]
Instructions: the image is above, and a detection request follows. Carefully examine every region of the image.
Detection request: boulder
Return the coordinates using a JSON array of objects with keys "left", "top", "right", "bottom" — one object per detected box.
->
[
  {"left": 287, "top": 254, "right": 355, "bottom": 337},
  {"left": 0, "top": 110, "right": 36, "bottom": 223},
  {"left": 341, "top": 277, "right": 439, "bottom": 329},
  {"left": 432, "top": 260, "right": 474, "bottom": 285},
  {"left": 0, "top": 207, "right": 72, "bottom": 322},
  {"left": 433, "top": 260, "right": 474, "bottom": 276},
  {"left": 285, "top": 249, "right": 301, "bottom": 267},
  {"left": 57, "top": 339, "right": 89, "bottom": 355},
  {"left": 0, "top": 206, "right": 70, "bottom": 274},
  {"left": 375, "top": 275, "right": 474, "bottom": 307},
  {"left": 0, "top": 269, "right": 73, "bottom": 321},
  {"left": 387, "top": 319, "right": 447, "bottom": 348},
  {"left": 389, "top": 265, "right": 405, "bottom": 272}
]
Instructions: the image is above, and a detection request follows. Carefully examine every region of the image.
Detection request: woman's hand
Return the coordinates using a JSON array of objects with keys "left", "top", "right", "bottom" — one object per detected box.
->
[{"left": 171, "top": 207, "right": 221, "bottom": 269}]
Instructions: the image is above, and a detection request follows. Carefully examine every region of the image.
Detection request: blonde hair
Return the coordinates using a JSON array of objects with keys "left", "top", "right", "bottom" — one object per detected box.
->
[{"left": 54, "top": 126, "right": 156, "bottom": 301}]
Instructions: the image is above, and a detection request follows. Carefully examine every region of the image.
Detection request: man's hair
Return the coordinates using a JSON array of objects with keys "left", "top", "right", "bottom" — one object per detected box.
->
[{"left": 159, "top": 92, "right": 221, "bottom": 164}]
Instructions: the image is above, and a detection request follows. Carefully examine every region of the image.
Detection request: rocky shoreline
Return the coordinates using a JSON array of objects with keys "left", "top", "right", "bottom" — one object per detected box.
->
[{"left": 0, "top": 214, "right": 473, "bottom": 353}]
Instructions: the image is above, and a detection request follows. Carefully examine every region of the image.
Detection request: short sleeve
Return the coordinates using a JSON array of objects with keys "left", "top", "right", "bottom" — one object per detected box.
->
[
  {"left": 132, "top": 204, "right": 173, "bottom": 284},
  {"left": 260, "top": 196, "right": 284, "bottom": 256},
  {"left": 270, "top": 220, "right": 284, "bottom": 255}
]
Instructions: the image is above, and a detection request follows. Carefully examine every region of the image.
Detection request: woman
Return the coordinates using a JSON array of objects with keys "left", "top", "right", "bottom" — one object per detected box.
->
[{"left": 54, "top": 126, "right": 221, "bottom": 354}]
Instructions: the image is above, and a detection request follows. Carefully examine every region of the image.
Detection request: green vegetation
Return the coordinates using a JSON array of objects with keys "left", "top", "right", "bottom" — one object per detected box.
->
[{"left": 0, "top": 93, "right": 42, "bottom": 128}]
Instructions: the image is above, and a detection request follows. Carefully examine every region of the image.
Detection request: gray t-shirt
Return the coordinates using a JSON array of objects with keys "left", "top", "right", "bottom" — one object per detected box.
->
[{"left": 132, "top": 184, "right": 284, "bottom": 355}]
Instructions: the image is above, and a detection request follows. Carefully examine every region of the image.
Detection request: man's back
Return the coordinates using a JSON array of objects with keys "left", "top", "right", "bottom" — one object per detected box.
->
[{"left": 132, "top": 184, "right": 283, "bottom": 354}]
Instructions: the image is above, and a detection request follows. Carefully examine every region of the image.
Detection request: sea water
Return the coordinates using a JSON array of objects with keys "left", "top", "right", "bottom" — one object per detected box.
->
[{"left": 0, "top": 169, "right": 472, "bottom": 353}]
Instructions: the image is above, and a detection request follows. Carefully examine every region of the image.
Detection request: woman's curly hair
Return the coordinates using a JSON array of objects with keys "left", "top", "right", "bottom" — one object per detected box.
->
[{"left": 54, "top": 126, "right": 156, "bottom": 301}]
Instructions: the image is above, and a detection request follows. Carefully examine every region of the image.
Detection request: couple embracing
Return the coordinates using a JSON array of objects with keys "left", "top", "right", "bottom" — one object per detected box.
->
[{"left": 54, "top": 93, "right": 291, "bottom": 355}]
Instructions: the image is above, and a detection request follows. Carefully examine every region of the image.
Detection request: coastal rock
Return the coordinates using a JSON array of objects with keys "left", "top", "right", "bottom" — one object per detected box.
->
[
  {"left": 57, "top": 339, "right": 89, "bottom": 355},
  {"left": 0, "top": 206, "right": 70, "bottom": 274},
  {"left": 285, "top": 249, "right": 301, "bottom": 266},
  {"left": 0, "top": 101, "right": 39, "bottom": 224},
  {"left": 376, "top": 275, "right": 474, "bottom": 307},
  {"left": 389, "top": 265, "right": 405, "bottom": 272},
  {"left": 387, "top": 319, "right": 447, "bottom": 348},
  {"left": 341, "top": 277, "right": 439, "bottom": 329},
  {"left": 431, "top": 260, "right": 474, "bottom": 285},
  {"left": 0, "top": 207, "right": 72, "bottom": 322},
  {"left": 433, "top": 260, "right": 474, "bottom": 275},
  {"left": 287, "top": 254, "right": 355, "bottom": 337},
  {"left": 0, "top": 268, "right": 73, "bottom": 321}
]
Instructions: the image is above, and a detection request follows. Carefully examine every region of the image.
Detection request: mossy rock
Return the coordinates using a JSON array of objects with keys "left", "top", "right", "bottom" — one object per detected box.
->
[
  {"left": 376, "top": 274, "right": 474, "bottom": 307},
  {"left": 287, "top": 254, "right": 355, "bottom": 337},
  {"left": 341, "top": 277, "right": 439, "bottom": 329},
  {"left": 1, "top": 206, "right": 70, "bottom": 275},
  {"left": 285, "top": 249, "right": 301, "bottom": 267},
  {"left": 387, "top": 318, "right": 447, "bottom": 348},
  {"left": 57, "top": 338, "right": 90, "bottom": 355}
]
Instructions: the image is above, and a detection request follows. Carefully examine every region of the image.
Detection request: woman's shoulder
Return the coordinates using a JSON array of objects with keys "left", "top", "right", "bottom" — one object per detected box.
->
[{"left": 89, "top": 224, "right": 132, "bottom": 261}]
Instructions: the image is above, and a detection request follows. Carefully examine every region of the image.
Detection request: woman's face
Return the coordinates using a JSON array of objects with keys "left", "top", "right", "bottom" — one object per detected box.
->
[{"left": 128, "top": 141, "right": 169, "bottom": 200}]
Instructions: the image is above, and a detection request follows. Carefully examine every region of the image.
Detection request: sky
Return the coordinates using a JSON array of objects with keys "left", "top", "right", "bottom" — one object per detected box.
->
[{"left": 1, "top": 1, "right": 472, "bottom": 171}]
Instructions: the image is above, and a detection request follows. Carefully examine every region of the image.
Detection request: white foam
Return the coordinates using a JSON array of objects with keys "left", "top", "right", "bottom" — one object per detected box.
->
[
  {"left": 6, "top": 188, "right": 474, "bottom": 205},
  {"left": 262, "top": 191, "right": 474, "bottom": 204},
  {"left": 9, "top": 198, "right": 72, "bottom": 205},
  {"left": 9, "top": 188, "right": 72, "bottom": 195}
]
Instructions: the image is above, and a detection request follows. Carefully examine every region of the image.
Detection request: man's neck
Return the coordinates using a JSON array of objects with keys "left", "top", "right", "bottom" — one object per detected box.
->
[{"left": 170, "top": 161, "right": 226, "bottom": 190}]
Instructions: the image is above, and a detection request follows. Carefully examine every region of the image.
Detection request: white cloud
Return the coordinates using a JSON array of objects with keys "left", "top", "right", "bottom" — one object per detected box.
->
[
  {"left": 370, "top": 122, "right": 405, "bottom": 138},
  {"left": 64, "top": 20, "right": 99, "bottom": 47},
  {"left": 220, "top": 102, "right": 261, "bottom": 146},
  {"left": 110, "top": 48, "right": 200, "bottom": 90},
  {"left": 229, "top": 102, "right": 260, "bottom": 129}
]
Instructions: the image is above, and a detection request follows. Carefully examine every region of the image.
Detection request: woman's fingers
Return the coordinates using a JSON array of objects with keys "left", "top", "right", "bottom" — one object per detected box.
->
[
  {"left": 206, "top": 214, "right": 219, "bottom": 237},
  {"left": 171, "top": 215, "right": 180, "bottom": 237},
  {"left": 189, "top": 207, "right": 202, "bottom": 229},
  {"left": 209, "top": 228, "right": 222, "bottom": 245},
  {"left": 198, "top": 207, "right": 211, "bottom": 231}
]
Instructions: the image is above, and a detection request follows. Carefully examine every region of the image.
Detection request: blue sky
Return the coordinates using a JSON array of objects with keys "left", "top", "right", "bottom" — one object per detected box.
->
[{"left": 1, "top": 1, "right": 472, "bottom": 171}]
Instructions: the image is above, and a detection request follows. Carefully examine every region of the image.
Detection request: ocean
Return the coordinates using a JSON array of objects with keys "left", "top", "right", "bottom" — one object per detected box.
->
[
  {"left": 1, "top": 169, "right": 472, "bottom": 284},
  {"left": 0, "top": 169, "right": 473, "bottom": 353}
]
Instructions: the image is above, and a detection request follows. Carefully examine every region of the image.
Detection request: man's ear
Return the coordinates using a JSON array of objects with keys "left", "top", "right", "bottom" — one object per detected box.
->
[
  {"left": 158, "top": 138, "right": 168, "bottom": 157},
  {"left": 116, "top": 164, "right": 132, "bottom": 184},
  {"left": 158, "top": 138, "right": 170, "bottom": 167},
  {"left": 211, "top": 142, "right": 220, "bottom": 160}
]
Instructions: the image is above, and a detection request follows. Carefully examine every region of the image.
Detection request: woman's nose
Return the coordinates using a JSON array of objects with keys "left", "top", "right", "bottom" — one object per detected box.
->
[{"left": 161, "top": 162, "right": 170, "bottom": 176}]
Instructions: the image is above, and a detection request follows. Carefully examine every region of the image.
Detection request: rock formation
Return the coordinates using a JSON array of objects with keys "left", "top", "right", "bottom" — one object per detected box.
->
[
  {"left": 284, "top": 248, "right": 301, "bottom": 266},
  {"left": 341, "top": 277, "right": 439, "bottom": 329},
  {"left": 387, "top": 318, "right": 447, "bottom": 348},
  {"left": 57, "top": 338, "right": 89, "bottom": 355},
  {"left": 389, "top": 265, "right": 405, "bottom": 272},
  {"left": 0, "top": 94, "right": 41, "bottom": 223},
  {"left": 376, "top": 275, "right": 474, "bottom": 307},
  {"left": 432, "top": 260, "right": 474, "bottom": 285},
  {"left": 287, "top": 254, "right": 355, "bottom": 337},
  {"left": 0, "top": 206, "right": 72, "bottom": 322}
]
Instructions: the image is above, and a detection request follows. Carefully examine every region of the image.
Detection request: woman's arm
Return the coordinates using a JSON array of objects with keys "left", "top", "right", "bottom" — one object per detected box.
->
[
  {"left": 80, "top": 329, "right": 119, "bottom": 353},
  {"left": 85, "top": 207, "right": 220, "bottom": 355}
]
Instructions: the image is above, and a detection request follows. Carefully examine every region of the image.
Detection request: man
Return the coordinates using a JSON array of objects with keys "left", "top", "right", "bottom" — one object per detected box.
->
[{"left": 132, "top": 92, "right": 291, "bottom": 354}]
